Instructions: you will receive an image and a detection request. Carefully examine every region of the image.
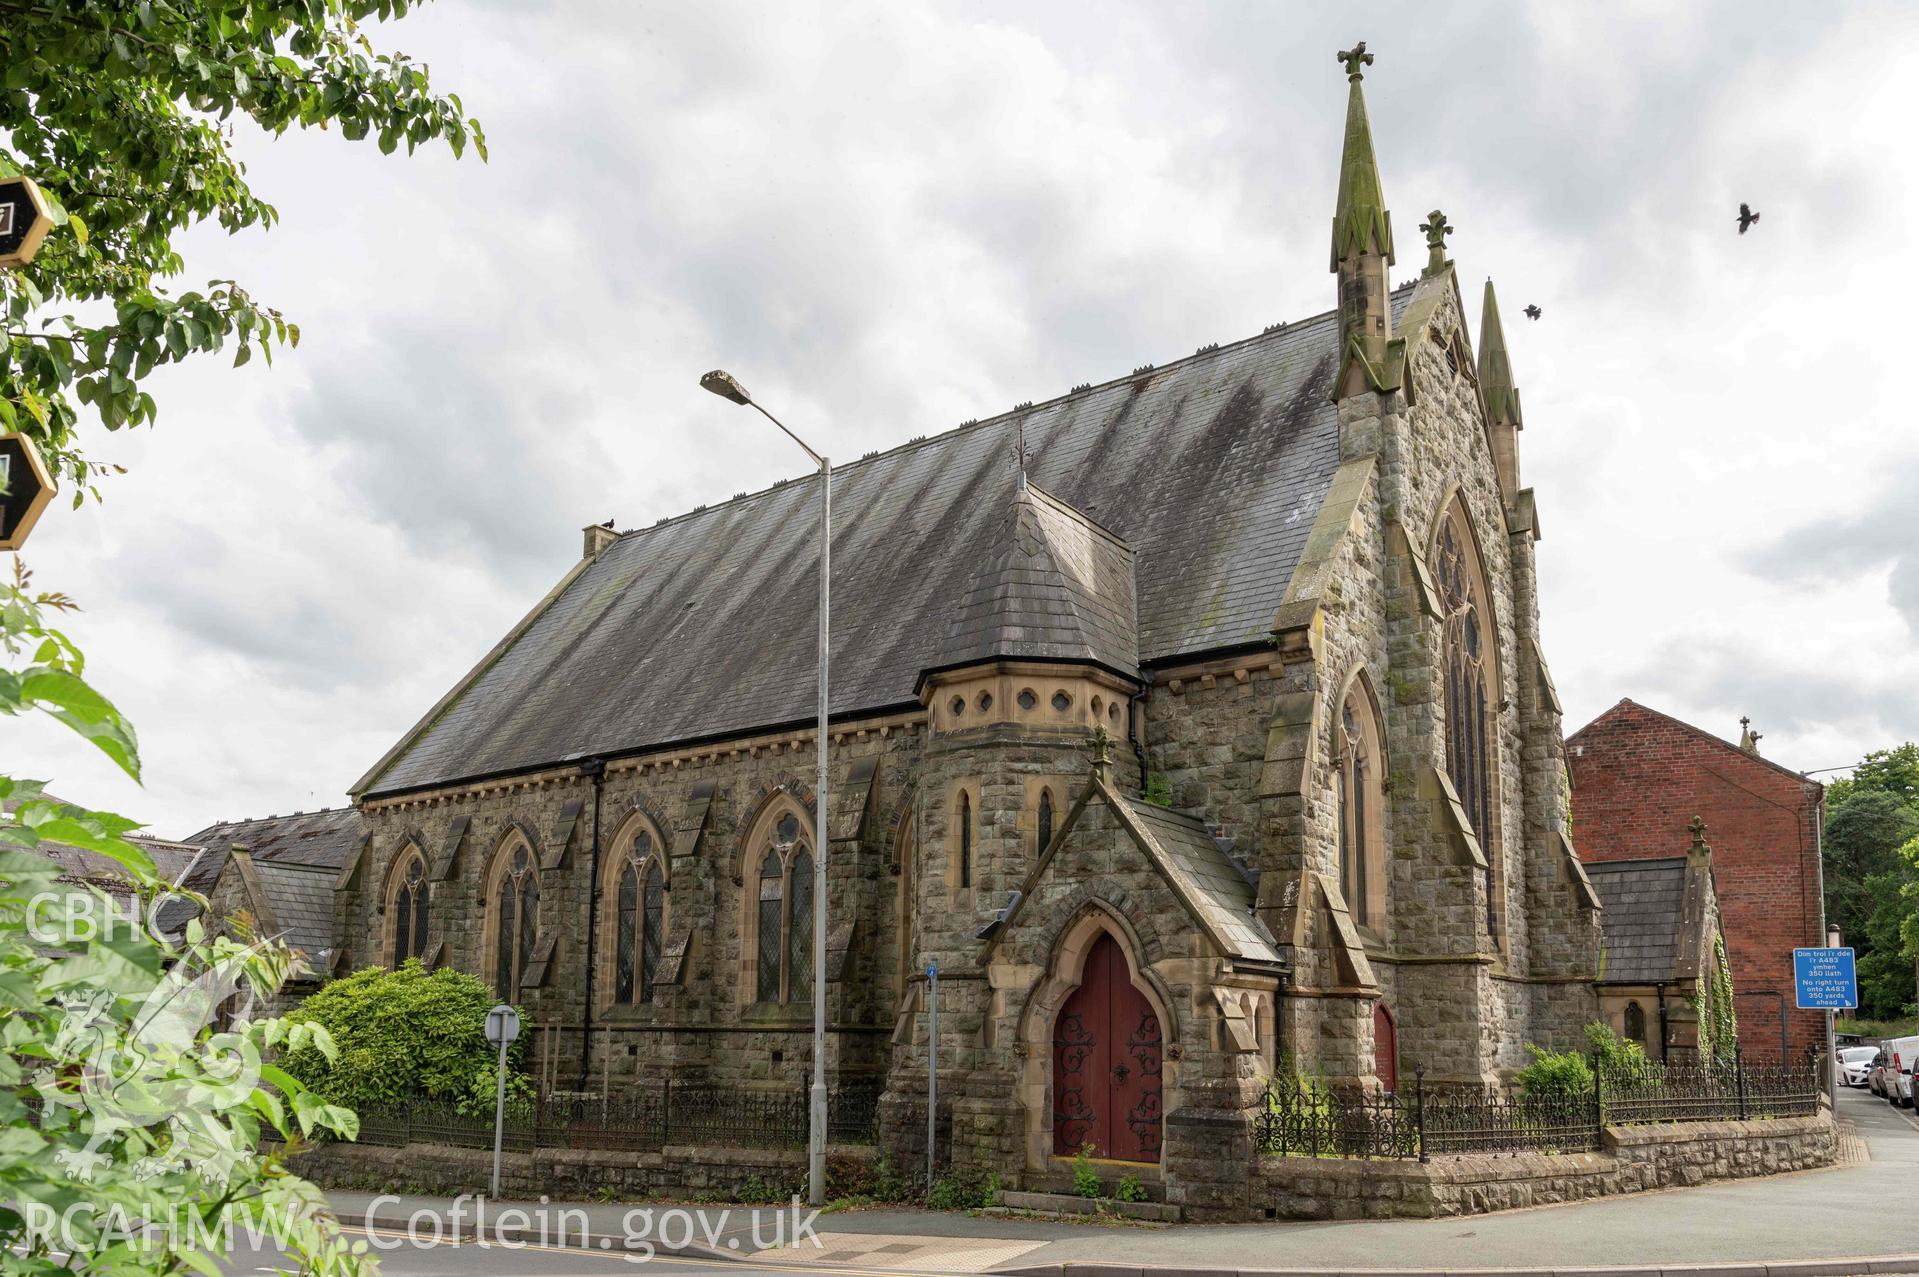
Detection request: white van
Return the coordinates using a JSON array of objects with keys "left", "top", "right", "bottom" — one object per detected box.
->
[{"left": 1884, "top": 1035, "right": 1919, "bottom": 1107}]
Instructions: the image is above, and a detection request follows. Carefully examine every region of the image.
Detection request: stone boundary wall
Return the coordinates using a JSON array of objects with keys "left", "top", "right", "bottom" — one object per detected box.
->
[
  {"left": 1252, "top": 1115, "right": 1834, "bottom": 1220},
  {"left": 292, "top": 1141, "right": 875, "bottom": 1203}
]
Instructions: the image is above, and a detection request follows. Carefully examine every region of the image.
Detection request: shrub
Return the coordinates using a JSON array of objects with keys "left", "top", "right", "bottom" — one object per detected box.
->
[
  {"left": 1585, "top": 1020, "right": 1653, "bottom": 1081},
  {"left": 1517, "top": 1043, "right": 1593, "bottom": 1099},
  {"left": 281, "top": 960, "right": 533, "bottom": 1113},
  {"left": 1115, "top": 1172, "right": 1148, "bottom": 1203}
]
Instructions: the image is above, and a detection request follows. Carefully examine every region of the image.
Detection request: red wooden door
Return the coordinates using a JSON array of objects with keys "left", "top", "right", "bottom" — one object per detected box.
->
[
  {"left": 1374, "top": 1001, "right": 1399, "bottom": 1092},
  {"left": 1052, "top": 933, "right": 1163, "bottom": 1161}
]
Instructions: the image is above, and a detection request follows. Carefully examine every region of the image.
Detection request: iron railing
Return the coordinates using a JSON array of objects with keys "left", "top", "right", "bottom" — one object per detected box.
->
[
  {"left": 351, "top": 1077, "right": 882, "bottom": 1154},
  {"left": 1255, "top": 1048, "right": 1822, "bottom": 1162}
]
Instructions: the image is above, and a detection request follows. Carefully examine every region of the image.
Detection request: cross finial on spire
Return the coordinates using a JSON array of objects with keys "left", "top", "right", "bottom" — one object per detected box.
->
[
  {"left": 1338, "top": 41, "right": 1373, "bottom": 81},
  {"left": 1688, "top": 815, "right": 1709, "bottom": 848},
  {"left": 1419, "top": 208, "right": 1453, "bottom": 277}
]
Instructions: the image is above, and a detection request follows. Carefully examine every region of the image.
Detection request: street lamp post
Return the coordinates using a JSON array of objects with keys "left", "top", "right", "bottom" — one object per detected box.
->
[{"left": 700, "top": 369, "right": 830, "bottom": 1208}]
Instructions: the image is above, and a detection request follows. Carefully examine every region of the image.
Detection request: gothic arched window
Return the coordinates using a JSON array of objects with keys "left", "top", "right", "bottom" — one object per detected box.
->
[
  {"left": 610, "top": 821, "right": 668, "bottom": 1006},
  {"left": 1037, "top": 788, "right": 1055, "bottom": 854},
  {"left": 956, "top": 790, "right": 973, "bottom": 888},
  {"left": 389, "top": 847, "right": 429, "bottom": 965},
  {"left": 1433, "top": 499, "right": 1500, "bottom": 940},
  {"left": 1335, "top": 677, "right": 1387, "bottom": 928},
  {"left": 489, "top": 839, "right": 539, "bottom": 999},
  {"left": 1623, "top": 1000, "right": 1648, "bottom": 1049},
  {"left": 751, "top": 810, "right": 813, "bottom": 1004}
]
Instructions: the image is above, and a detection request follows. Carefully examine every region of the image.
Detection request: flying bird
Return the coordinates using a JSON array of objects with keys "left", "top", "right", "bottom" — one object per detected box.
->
[
  {"left": 1523, "top": 304, "right": 1542, "bottom": 321},
  {"left": 1738, "top": 203, "right": 1760, "bottom": 234}
]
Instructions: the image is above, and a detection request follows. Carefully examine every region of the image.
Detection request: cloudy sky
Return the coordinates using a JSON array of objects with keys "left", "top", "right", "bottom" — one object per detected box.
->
[{"left": 13, "top": 1, "right": 1919, "bottom": 838}]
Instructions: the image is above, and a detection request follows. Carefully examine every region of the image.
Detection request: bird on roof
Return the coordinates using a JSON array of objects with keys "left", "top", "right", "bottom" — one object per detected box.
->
[
  {"left": 1738, "top": 203, "right": 1760, "bottom": 235},
  {"left": 1523, "top": 304, "right": 1542, "bottom": 321},
  {"left": 601, "top": 518, "right": 614, "bottom": 528}
]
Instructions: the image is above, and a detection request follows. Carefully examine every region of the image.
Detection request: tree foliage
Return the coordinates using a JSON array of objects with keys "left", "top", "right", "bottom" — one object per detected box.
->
[
  {"left": 1, "top": 571, "right": 369, "bottom": 1277},
  {"left": 1823, "top": 746, "right": 1919, "bottom": 1019},
  {"left": 281, "top": 960, "right": 530, "bottom": 1114},
  {"left": 0, "top": 0, "right": 484, "bottom": 497}
]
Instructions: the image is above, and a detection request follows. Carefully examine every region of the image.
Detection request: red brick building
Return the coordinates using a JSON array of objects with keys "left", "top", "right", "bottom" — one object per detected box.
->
[{"left": 1567, "top": 699, "right": 1825, "bottom": 1064}]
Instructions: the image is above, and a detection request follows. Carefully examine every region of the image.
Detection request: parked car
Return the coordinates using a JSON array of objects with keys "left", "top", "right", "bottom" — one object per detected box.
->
[
  {"left": 1840, "top": 1045, "right": 1880, "bottom": 1088},
  {"left": 1885, "top": 1036, "right": 1919, "bottom": 1107},
  {"left": 1869, "top": 1049, "right": 1891, "bottom": 1097}
]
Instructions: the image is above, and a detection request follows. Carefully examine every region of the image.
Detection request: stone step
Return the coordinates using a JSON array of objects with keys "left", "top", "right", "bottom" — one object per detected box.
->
[{"left": 994, "top": 1190, "right": 1181, "bottom": 1222}]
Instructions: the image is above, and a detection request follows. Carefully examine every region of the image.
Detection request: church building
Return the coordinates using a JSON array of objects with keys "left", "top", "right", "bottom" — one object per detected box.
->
[{"left": 330, "top": 48, "right": 1602, "bottom": 1206}]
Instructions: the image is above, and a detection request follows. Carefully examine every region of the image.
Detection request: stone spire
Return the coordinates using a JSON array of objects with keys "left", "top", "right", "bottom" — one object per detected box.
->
[
  {"left": 1478, "top": 278, "right": 1524, "bottom": 507},
  {"left": 1738, "top": 716, "right": 1763, "bottom": 756},
  {"left": 1330, "top": 41, "right": 1394, "bottom": 391}
]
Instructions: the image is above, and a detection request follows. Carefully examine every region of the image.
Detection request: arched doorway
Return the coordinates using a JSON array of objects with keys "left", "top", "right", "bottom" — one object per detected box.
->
[
  {"left": 1052, "top": 933, "right": 1162, "bottom": 1161},
  {"left": 1374, "top": 1001, "right": 1399, "bottom": 1092}
]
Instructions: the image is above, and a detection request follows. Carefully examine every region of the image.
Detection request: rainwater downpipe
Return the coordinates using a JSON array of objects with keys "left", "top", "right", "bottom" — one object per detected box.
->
[
  {"left": 1655, "top": 982, "right": 1670, "bottom": 1064},
  {"left": 1128, "top": 684, "right": 1150, "bottom": 793},
  {"left": 576, "top": 756, "right": 607, "bottom": 1092}
]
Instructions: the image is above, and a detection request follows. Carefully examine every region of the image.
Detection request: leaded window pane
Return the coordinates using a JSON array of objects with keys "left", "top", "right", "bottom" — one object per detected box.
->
[
  {"left": 518, "top": 868, "right": 539, "bottom": 985},
  {"left": 1037, "top": 790, "right": 1054, "bottom": 853},
  {"left": 411, "top": 877, "right": 429, "bottom": 960},
  {"left": 758, "top": 850, "right": 784, "bottom": 1002},
  {"left": 495, "top": 877, "right": 516, "bottom": 997},
  {"left": 616, "top": 861, "right": 638, "bottom": 1004},
  {"left": 1353, "top": 756, "right": 1369, "bottom": 927},
  {"left": 393, "top": 884, "right": 413, "bottom": 964},
  {"left": 640, "top": 862, "right": 664, "bottom": 1005},
  {"left": 788, "top": 851, "right": 814, "bottom": 1004}
]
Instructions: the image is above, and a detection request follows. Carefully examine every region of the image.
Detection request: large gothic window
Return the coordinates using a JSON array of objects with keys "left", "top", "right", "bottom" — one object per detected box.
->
[
  {"left": 1335, "top": 677, "right": 1386, "bottom": 929},
  {"left": 388, "top": 847, "right": 430, "bottom": 965},
  {"left": 1432, "top": 499, "right": 1500, "bottom": 941},
  {"left": 751, "top": 810, "right": 813, "bottom": 1005},
  {"left": 609, "top": 820, "right": 668, "bottom": 1006},
  {"left": 489, "top": 839, "right": 539, "bottom": 998}
]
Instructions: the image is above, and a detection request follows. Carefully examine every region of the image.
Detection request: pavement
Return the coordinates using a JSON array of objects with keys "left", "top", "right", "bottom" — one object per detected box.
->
[{"left": 324, "top": 1086, "right": 1919, "bottom": 1276}]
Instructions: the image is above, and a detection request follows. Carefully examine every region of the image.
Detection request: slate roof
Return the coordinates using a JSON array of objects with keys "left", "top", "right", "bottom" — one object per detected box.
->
[
  {"left": 1122, "top": 797, "right": 1281, "bottom": 966},
  {"left": 155, "top": 807, "right": 364, "bottom": 944},
  {"left": 1588, "top": 857, "right": 1686, "bottom": 984},
  {"left": 181, "top": 807, "right": 365, "bottom": 870},
  {"left": 361, "top": 287, "right": 1421, "bottom": 798},
  {"left": 929, "top": 479, "right": 1138, "bottom": 681},
  {"left": 249, "top": 859, "right": 338, "bottom": 970}
]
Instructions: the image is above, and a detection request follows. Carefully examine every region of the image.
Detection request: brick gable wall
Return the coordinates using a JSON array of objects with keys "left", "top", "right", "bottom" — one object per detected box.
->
[{"left": 1567, "top": 699, "right": 1824, "bottom": 1063}]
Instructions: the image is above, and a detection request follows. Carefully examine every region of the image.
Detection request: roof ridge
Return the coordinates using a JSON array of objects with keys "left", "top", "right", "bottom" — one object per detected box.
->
[
  {"left": 607, "top": 293, "right": 1406, "bottom": 546},
  {"left": 1568, "top": 697, "right": 1822, "bottom": 791}
]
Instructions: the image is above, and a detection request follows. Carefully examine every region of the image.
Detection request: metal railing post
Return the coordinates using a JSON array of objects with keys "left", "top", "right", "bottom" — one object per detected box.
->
[
  {"left": 1592, "top": 1050, "right": 1605, "bottom": 1139},
  {"left": 1736, "top": 1042, "right": 1748, "bottom": 1122},
  {"left": 1415, "top": 1068, "right": 1428, "bottom": 1163}
]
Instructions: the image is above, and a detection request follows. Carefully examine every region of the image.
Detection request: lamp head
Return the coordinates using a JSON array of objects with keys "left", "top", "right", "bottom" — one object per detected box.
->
[{"left": 700, "top": 369, "right": 753, "bottom": 405}]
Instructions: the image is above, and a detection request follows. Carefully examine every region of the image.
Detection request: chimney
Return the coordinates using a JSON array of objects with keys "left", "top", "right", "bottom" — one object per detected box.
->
[{"left": 583, "top": 521, "right": 618, "bottom": 560}]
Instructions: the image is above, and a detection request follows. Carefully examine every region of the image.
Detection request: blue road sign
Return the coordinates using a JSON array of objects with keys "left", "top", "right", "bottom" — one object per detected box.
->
[{"left": 1794, "top": 947, "right": 1857, "bottom": 1010}]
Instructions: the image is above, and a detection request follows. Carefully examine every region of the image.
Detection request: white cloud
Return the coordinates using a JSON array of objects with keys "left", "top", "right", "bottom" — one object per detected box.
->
[{"left": 11, "top": 0, "right": 1919, "bottom": 835}]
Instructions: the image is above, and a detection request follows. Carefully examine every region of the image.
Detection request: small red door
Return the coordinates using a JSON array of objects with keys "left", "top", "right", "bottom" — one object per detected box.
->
[
  {"left": 1374, "top": 1001, "right": 1399, "bottom": 1092},
  {"left": 1052, "top": 933, "right": 1162, "bottom": 1161}
]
